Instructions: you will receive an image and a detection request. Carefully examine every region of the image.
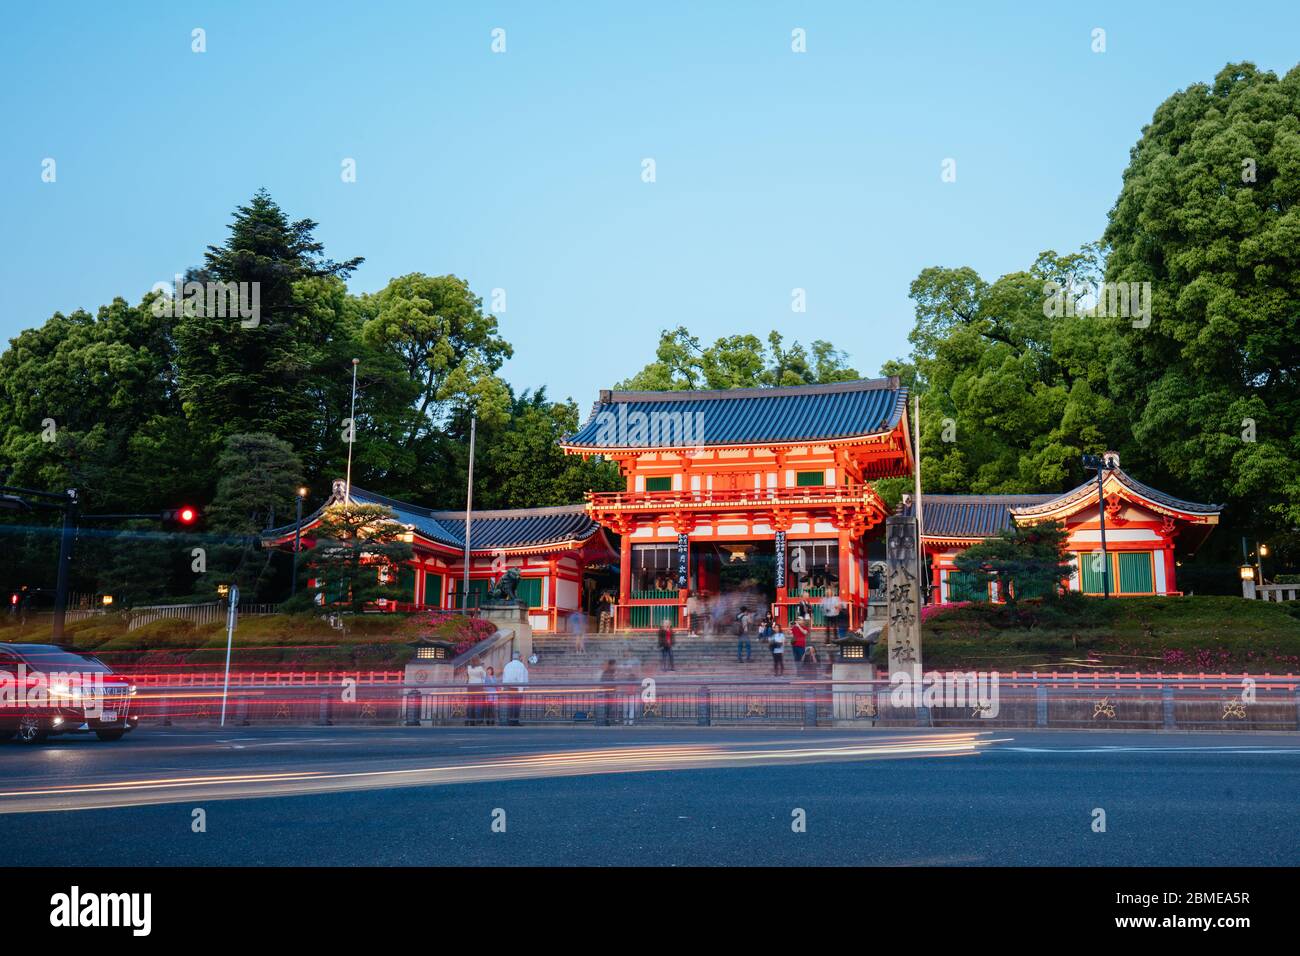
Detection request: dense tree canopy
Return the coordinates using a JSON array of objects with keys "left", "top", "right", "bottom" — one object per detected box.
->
[
  {"left": 1102, "top": 62, "right": 1300, "bottom": 529},
  {"left": 619, "top": 328, "right": 858, "bottom": 390}
]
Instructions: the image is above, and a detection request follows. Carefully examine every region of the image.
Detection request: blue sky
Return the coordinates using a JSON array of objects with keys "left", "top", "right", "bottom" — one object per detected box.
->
[{"left": 2, "top": 1, "right": 1298, "bottom": 407}]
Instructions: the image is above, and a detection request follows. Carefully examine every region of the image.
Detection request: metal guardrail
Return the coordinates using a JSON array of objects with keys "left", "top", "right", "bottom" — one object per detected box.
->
[{"left": 123, "top": 675, "right": 1300, "bottom": 732}]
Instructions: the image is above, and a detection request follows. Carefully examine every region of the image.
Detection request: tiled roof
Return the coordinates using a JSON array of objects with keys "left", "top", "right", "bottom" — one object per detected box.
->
[
  {"left": 906, "top": 464, "right": 1222, "bottom": 541},
  {"left": 564, "top": 377, "right": 908, "bottom": 449},
  {"left": 904, "top": 494, "right": 1057, "bottom": 539},
  {"left": 264, "top": 485, "right": 602, "bottom": 551},
  {"left": 1010, "top": 469, "right": 1222, "bottom": 518}
]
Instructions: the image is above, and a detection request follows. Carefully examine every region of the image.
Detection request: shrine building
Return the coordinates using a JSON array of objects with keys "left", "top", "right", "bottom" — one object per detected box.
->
[
  {"left": 560, "top": 378, "right": 914, "bottom": 630},
  {"left": 905, "top": 453, "right": 1222, "bottom": 603},
  {"left": 263, "top": 480, "right": 617, "bottom": 633},
  {"left": 264, "top": 386, "right": 1223, "bottom": 629}
]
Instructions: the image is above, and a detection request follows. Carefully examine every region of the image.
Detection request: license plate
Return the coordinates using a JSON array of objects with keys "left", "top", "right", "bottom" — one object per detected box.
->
[{"left": 101, "top": 710, "right": 118, "bottom": 722}]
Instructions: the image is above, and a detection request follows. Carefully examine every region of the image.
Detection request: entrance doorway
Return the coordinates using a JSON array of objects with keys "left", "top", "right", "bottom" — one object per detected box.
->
[{"left": 695, "top": 540, "right": 775, "bottom": 629}]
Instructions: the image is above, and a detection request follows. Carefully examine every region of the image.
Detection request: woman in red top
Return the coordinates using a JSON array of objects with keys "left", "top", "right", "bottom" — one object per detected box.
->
[{"left": 791, "top": 616, "right": 808, "bottom": 663}]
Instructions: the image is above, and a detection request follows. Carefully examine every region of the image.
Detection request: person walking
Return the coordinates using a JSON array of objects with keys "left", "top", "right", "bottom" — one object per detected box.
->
[
  {"left": 598, "top": 592, "right": 614, "bottom": 633},
  {"left": 599, "top": 658, "right": 618, "bottom": 726},
  {"left": 465, "top": 654, "right": 486, "bottom": 725},
  {"left": 735, "top": 606, "right": 753, "bottom": 663},
  {"left": 619, "top": 652, "right": 642, "bottom": 725},
  {"left": 502, "top": 651, "right": 529, "bottom": 725},
  {"left": 483, "top": 665, "right": 500, "bottom": 724},
  {"left": 801, "top": 635, "right": 819, "bottom": 671},
  {"left": 572, "top": 608, "right": 587, "bottom": 652},
  {"left": 657, "top": 619, "right": 676, "bottom": 671},
  {"left": 791, "top": 615, "right": 808, "bottom": 663},
  {"left": 685, "top": 591, "right": 701, "bottom": 637},
  {"left": 769, "top": 623, "right": 786, "bottom": 675},
  {"left": 822, "top": 593, "right": 842, "bottom": 642}
]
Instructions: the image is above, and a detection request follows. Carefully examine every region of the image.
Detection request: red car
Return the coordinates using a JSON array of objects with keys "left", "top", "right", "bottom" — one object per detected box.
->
[{"left": 0, "top": 643, "right": 138, "bottom": 743}]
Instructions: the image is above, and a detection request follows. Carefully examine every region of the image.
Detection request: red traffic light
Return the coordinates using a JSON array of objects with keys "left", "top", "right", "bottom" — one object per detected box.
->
[{"left": 162, "top": 506, "right": 200, "bottom": 525}]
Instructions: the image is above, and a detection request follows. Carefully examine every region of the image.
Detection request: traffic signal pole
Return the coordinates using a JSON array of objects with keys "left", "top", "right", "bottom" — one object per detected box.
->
[
  {"left": 51, "top": 489, "right": 78, "bottom": 644},
  {"left": 0, "top": 483, "right": 198, "bottom": 646}
]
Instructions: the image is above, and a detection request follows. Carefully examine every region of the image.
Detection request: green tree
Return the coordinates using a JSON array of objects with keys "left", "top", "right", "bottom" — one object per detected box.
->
[
  {"left": 474, "top": 389, "right": 622, "bottom": 509},
  {"left": 208, "top": 433, "right": 304, "bottom": 533},
  {"left": 898, "top": 248, "right": 1127, "bottom": 495},
  {"left": 954, "top": 521, "right": 1072, "bottom": 606},
  {"left": 1102, "top": 61, "right": 1300, "bottom": 528},
  {"left": 620, "top": 327, "right": 858, "bottom": 389},
  {"left": 303, "top": 503, "right": 414, "bottom": 614},
  {"left": 176, "top": 189, "right": 364, "bottom": 442}
]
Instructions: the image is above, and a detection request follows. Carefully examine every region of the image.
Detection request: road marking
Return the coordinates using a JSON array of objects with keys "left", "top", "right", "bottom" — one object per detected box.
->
[{"left": 1005, "top": 746, "right": 1300, "bottom": 754}]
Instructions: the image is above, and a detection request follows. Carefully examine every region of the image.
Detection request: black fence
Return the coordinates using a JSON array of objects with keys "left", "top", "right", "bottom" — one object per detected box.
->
[{"left": 126, "top": 677, "right": 1300, "bottom": 732}]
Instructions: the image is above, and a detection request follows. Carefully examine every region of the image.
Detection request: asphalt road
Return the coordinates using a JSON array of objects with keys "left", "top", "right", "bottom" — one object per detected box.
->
[{"left": 1, "top": 725, "right": 1297, "bottom": 866}]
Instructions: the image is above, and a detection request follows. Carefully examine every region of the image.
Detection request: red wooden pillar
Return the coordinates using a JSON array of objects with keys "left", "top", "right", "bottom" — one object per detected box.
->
[
  {"left": 618, "top": 530, "right": 632, "bottom": 629},
  {"left": 1163, "top": 545, "right": 1177, "bottom": 595},
  {"left": 837, "top": 525, "right": 852, "bottom": 630}
]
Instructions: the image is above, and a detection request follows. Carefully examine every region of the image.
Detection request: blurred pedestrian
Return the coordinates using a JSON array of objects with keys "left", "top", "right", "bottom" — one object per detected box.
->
[
  {"left": 736, "top": 606, "right": 753, "bottom": 663},
  {"left": 502, "top": 651, "right": 529, "bottom": 725},
  {"left": 483, "top": 665, "right": 500, "bottom": 723},
  {"left": 465, "top": 654, "right": 486, "bottom": 725},
  {"left": 600, "top": 658, "right": 618, "bottom": 725},
  {"left": 657, "top": 619, "right": 676, "bottom": 671},
  {"left": 770, "top": 623, "right": 786, "bottom": 675},
  {"left": 791, "top": 615, "right": 809, "bottom": 663},
  {"left": 571, "top": 608, "right": 587, "bottom": 652}
]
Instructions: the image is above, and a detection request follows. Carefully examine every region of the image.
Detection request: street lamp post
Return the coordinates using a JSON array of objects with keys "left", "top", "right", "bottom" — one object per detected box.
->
[
  {"left": 1081, "top": 454, "right": 1115, "bottom": 599},
  {"left": 291, "top": 487, "right": 308, "bottom": 597}
]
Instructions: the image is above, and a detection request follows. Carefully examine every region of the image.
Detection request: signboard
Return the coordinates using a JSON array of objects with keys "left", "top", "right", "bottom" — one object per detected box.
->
[
  {"left": 676, "top": 534, "right": 689, "bottom": 589},
  {"left": 774, "top": 531, "right": 787, "bottom": 589},
  {"left": 884, "top": 516, "right": 922, "bottom": 681}
]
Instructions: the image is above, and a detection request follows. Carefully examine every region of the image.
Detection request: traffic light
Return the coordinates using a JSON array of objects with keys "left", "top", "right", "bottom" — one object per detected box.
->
[{"left": 162, "top": 506, "right": 199, "bottom": 525}]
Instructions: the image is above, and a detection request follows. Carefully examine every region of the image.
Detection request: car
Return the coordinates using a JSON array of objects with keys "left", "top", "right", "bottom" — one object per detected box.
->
[{"left": 0, "top": 643, "right": 138, "bottom": 743}]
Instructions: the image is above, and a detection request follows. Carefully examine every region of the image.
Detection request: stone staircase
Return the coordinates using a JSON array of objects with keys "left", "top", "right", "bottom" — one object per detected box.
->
[{"left": 528, "top": 632, "right": 836, "bottom": 682}]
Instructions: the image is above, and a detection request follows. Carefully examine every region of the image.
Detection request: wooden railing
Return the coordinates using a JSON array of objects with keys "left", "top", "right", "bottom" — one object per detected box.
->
[
  {"left": 588, "top": 485, "right": 883, "bottom": 511},
  {"left": 1248, "top": 583, "right": 1300, "bottom": 602}
]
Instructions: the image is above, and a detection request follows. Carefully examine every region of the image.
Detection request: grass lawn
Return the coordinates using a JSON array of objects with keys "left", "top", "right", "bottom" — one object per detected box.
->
[{"left": 876, "top": 594, "right": 1300, "bottom": 673}]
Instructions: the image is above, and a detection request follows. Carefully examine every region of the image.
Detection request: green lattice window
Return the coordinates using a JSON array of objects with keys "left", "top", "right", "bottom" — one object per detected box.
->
[
  {"left": 631, "top": 604, "right": 679, "bottom": 628},
  {"left": 423, "top": 573, "right": 442, "bottom": 606},
  {"left": 1079, "top": 552, "right": 1109, "bottom": 594},
  {"left": 645, "top": 476, "right": 672, "bottom": 492},
  {"left": 1116, "top": 551, "right": 1154, "bottom": 594},
  {"left": 396, "top": 565, "right": 417, "bottom": 602},
  {"left": 795, "top": 470, "right": 825, "bottom": 487},
  {"left": 514, "top": 576, "right": 543, "bottom": 607},
  {"left": 946, "top": 571, "right": 986, "bottom": 603}
]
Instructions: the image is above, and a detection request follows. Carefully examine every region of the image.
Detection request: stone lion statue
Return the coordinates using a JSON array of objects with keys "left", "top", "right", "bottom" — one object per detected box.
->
[{"left": 485, "top": 567, "right": 523, "bottom": 604}]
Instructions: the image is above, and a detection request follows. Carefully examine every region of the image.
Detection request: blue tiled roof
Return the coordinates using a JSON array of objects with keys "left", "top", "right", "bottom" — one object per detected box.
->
[
  {"left": 266, "top": 485, "right": 602, "bottom": 551},
  {"left": 564, "top": 378, "right": 908, "bottom": 449},
  {"left": 903, "top": 494, "right": 1057, "bottom": 539},
  {"left": 1010, "top": 468, "right": 1222, "bottom": 518}
]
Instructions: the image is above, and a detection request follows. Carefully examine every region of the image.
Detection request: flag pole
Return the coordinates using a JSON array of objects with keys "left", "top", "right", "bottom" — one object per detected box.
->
[
  {"left": 913, "top": 392, "right": 926, "bottom": 604},
  {"left": 344, "top": 358, "right": 359, "bottom": 505},
  {"left": 462, "top": 414, "right": 477, "bottom": 611}
]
